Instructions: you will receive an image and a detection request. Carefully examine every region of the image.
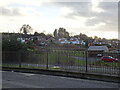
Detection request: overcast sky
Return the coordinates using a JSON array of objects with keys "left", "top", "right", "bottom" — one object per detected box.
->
[{"left": 0, "top": 0, "right": 119, "bottom": 39}]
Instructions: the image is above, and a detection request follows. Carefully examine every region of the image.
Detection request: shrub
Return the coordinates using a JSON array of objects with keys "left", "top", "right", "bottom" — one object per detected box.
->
[{"left": 2, "top": 36, "right": 28, "bottom": 51}]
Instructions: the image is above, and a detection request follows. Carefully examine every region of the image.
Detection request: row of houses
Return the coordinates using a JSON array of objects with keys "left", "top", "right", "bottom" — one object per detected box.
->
[
  {"left": 90, "top": 39, "right": 120, "bottom": 48},
  {"left": 17, "top": 36, "right": 86, "bottom": 46},
  {"left": 57, "top": 38, "right": 86, "bottom": 45},
  {"left": 17, "top": 36, "right": 47, "bottom": 43},
  {"left": 3, "top": 32, "right": 120, "bottom": 47}
]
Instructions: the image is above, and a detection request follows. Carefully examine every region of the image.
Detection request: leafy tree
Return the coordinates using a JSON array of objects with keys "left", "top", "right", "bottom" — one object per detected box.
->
[
  {"left": 2, "top": 36, "right": 28, "bottom": 51},
  {"left": 39, "top": 33, "right": 46, "bottom": 37},
  {"left": 53, "top": 29, "right": 58, "bottom": 38},
  {"left": 34, "top": 32, "right": 39, "bottom": 36},
  {"left": 20, "top": 24, "right": 33, "bottom": 35},
  {"left": 94, "top": 36, "right": 98, "bottom": 39},
  {"left": 56, "top": 27, "right": 69, "bottom": 38},
  {"left": 46, "top": 34, "right": 53, "bottom": 39}
]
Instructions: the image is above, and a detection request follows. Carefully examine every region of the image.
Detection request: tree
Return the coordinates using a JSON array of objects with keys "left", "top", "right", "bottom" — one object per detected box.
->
[
  {"left": 2, "top": 36, "right": 28, "bottom": 51},
  {"left": 94, "top": 36, "right": 98, "bottom": 40},
  {"left": 20, "top": 24, "right": 33, "bottom": 35},
  {"left": 46, "top": 34, "right": 53, "bottom": 40},
  {"left": 34, "top": 32, "right": 39, "bottom": 36},
  {"left": 53, "top": 29, "right": 58, "bottom": 38},
  {"left": 39, "top": 33, "right": 46, "bottom": 37},
  {"left": 58, "top": 27, "right": 69, "bottom": 38},
  {"left": 79, "top": 33, "right": 88, "bottom": 41},
  {"left": 79, "top": 33, "right": 90, "bottom": 47}
]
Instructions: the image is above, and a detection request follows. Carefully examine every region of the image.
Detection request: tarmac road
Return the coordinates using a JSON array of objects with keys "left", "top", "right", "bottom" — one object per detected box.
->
[
  {"left": 2, "top": 71, "right": 119, "bottom": 88},
  {"left": 71, "top": 56, "right": 100, "bottom": 62}
]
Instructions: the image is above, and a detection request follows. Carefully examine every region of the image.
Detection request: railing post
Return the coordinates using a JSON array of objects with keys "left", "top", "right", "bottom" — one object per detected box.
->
[
  {"left": 46, "top": 48, "right": 49, "bottom": 69},
  {"left": 85, "top": 50, "right": 88, "bottom": 72},
  {"left": 19, "top": 52, "right": 21, "bottom": 68}
]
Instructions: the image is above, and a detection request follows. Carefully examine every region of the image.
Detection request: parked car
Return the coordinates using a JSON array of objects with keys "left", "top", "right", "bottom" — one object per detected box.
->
[{"left": 101, "top": 56, "right": 118, "bottom": 62}]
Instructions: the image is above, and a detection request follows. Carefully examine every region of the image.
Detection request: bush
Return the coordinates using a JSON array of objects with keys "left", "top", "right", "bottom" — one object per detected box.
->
[{"left": 2, "top": 36, "right": 28, "bottom": 51}]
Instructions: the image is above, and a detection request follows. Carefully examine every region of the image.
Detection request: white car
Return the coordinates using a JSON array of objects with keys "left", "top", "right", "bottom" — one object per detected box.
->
[{"left": 97, "top": 54, "right": 102, "bottom": 57}]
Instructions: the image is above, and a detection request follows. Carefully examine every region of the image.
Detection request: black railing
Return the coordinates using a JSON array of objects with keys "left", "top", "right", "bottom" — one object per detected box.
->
[{"left": 2, "top": 49, "right": 120, "bottom": 76}]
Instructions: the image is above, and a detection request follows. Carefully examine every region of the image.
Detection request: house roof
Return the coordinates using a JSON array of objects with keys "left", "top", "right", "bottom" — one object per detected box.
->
[{"left": 88, "top": 46, "right": 109, "bottom": 52}]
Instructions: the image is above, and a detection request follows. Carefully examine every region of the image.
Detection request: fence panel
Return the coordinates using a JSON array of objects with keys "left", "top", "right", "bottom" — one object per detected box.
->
[
  {"left": 2, "top": 49, "right": 120, "bottom": 76},
  {"left": 87, "top": 51, "right": 120, "bottom": 75},
  {"left": 48, "top": 49, "right": 87, "bottom": 72}
]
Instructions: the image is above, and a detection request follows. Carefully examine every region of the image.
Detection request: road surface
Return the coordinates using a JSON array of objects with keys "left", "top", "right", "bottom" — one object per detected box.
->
[{"left": 2, "top": 71, "right": 119, "bottom": 88}]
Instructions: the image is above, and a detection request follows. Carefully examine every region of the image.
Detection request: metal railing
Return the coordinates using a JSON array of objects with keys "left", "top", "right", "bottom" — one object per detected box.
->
[{"left": 2, "top": 48, "right": 120, "bottom": 76}]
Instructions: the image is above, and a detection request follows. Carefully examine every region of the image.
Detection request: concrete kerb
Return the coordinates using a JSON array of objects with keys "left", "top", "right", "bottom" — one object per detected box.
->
[{"left": 2, "top": 67, "right": 120, "bottom": 83}]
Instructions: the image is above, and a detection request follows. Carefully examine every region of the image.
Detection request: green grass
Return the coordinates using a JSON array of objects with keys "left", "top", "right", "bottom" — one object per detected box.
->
[
  {"left": 51, "top": 50, "right": 85, "bottom": 57},
  {"left": 1, "top": 64, "right": 19, "bottom": 67},
  {"left": 2, "top": 60, "right": 120, "bottom": 70},
  {"left": 21, "top": 65, "right": 46, "bottom": 69},
  {"left": 48, "top": 52, "right": 90, "bottom": 66},
  {"left": 74, "top": 60, "right": 91, "bottom": 65},
  {"left": 2, "top": 50, "right": 119, "bottom": 68},
  {"left": 1, "top": 63, "right": 63, "bottom": 70},
  {"left": 48, "top": 53, "right": 77, "bottom": 65},
  {"left": 90, "top": 61, "right": 120, "bottom": 67},
  {"left": 1, "top": 63, "right": 46, "bottom": 69}
]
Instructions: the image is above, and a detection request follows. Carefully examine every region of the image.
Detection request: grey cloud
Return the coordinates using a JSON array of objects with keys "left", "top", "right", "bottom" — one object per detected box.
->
[
  {"left": 85, "top": 2, "right": 118, "bottom": 32},
  {"left": 99, "top": 2, "right": 118, "bottom": 11},
  {"left": 52, "top": 2, "right": 118, "bottom": 32},
  {"left": 51, "top": 2, "right": 92, "bottom": 18},
  {"left": 85, "top": 18, "right": 101, "bottom": 26},
  {"left": 0, "top": 7, "right": 22, "bottom": 16},
  {"left": 52, "top": 2, "right": 117, "bottom": 20}
]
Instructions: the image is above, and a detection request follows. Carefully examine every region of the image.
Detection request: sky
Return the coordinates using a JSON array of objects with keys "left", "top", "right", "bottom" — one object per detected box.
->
[{"left": 0, "top": 0, "right": 119, "bottom": 39}]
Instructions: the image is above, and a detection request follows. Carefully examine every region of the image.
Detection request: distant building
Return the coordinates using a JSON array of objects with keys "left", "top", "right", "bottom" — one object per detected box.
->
[
  {"left": 58, "top": 38, "right": 70, "bottom": 44},
  {"left": 88, "top": 46, "right": 109, "bottom": 57},
  {"left": 69, "top": 38, "right": 80, "bottom": 44},
  {"left": 88, "top": 46, "right": 109, "bottom": 52}
]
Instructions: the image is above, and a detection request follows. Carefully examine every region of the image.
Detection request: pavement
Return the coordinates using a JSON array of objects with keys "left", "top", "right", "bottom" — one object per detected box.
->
[{"left": 2, "top": 71, "right": 119, "bottom": 88}]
